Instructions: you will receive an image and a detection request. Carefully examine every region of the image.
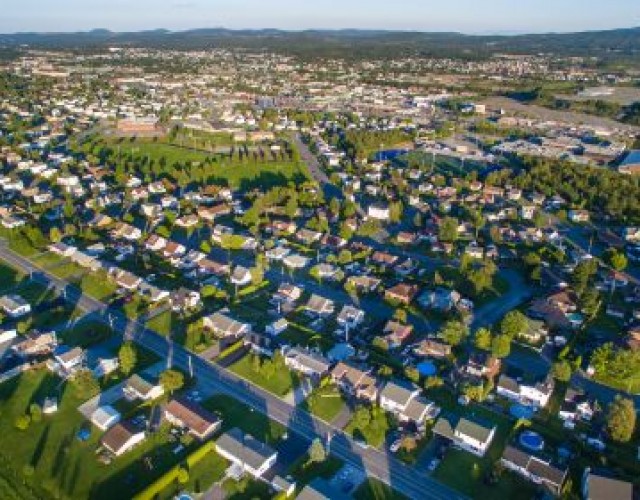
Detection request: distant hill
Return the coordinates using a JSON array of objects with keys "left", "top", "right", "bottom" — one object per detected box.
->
[{"left": 1, "top": 27, "right": 639, "bottom": 60}]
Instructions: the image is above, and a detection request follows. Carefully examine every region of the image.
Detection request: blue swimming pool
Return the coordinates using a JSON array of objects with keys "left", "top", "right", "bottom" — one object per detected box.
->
[
  {"left": 417, "top": 361, "right": 437, "bottom": 377},
  {"left": 519, "top": 430, "right": 545, "bottom": 452},
  {"left": 510, "top": 404, "right": 534, "bottom": 419}
]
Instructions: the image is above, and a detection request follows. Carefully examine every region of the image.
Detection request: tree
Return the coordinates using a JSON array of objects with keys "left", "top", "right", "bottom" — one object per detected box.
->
[
  {"left": 250, "top": 266, "right": 264, "bottom": 286},
  {"left": 474, "top": 327, "right": 492, "bottom": 351},
  {"left": 308, "top": 438, "right": 327, "bottom": 463},
  {"left": 160, "top": 369, "right": 185, "bottom": 394},
  {"left": 579, "top": 288, "right": 601, "bottom": 318},
  {"left": 491, "top": 334, "right": 512, "bottom": 358},
  {"left": 604, "top": 249, "right": 628, "bottom": 272},
  {"left": 49, "top": 227, "right": 62, "bottom": 243},
  {"left": 405, "top": 366, "right": 420, "bottom": 383},
  {"left": 499, "top": 310, "right": 528, "bottom": 338},
  {"left": 438, "top": 216, "right": 459, "bottom": 243},
  {"left": 551, "top": 360, "right": 573, "bottom": 382},
  {"left": 393, "top": 308, "right": 407, "bottom": 324},
  {"left": 118, "top": 341, "right": 137, "bottom": 376},
  {"left": 571, "top": 259, "right": 598, "bottom": 297},
  {"left": 605, "top": 396, "right": 636, "bottom": 443},
  {"left": 439, "top": 320, "right": 468, "bottom": 346},
  {"left": 413, "top": 211, "right": 423, "bottom": 229},
  {"left": 14, "top": 414, "right": 31, "bottom": 431}
]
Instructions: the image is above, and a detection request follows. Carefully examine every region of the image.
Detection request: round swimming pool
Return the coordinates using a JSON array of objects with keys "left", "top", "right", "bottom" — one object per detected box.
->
[
  {"left": 509, "top": 404, "right": 534, "bottom": 419},
  {"left": 519, "top": 430, "right": 545, "bottom": 452},
  {"left": 417, "top": 361, "right": 437, "bottom": 377}
]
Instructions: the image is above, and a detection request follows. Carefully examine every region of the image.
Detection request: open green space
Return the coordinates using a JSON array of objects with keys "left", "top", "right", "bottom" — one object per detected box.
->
[
  {"left": 300, "top": 383, "right": 346, "bottom": 423},
  {"left": 0, "top": 369, "right": 204, "bottom": 500},
  {"left": 229, "top": 352, "right": 300, "bottom": 397},
  {"left": 432, "top": 404, "right": 529, "bottom": 499},
  {"left": 288, "top": 455, "right": 343, "bottom": 491},
  {"left": 202, "top": 394, "right": 286, "bottom": 445}
]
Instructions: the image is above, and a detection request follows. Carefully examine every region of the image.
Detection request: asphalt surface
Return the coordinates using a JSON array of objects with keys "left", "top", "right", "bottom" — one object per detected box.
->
[{"left": 0, "top": 241, "right": 465, "bottom": 500}]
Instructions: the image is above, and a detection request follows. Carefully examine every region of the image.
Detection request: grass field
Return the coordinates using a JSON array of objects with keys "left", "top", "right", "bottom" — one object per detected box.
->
[
  {"left": 229, "top": 353, "right": 300, "bottom": 397},
  {"left": 0, "top": 369, "right": 202, "bottom": 500},
  {"left": 202, "top": 394, "right": 285, "bottom": 445},
  {"left": 79, "top": 135, "right": 310, "bottom": 189},
  {"left": 300, "top": 383, "right": 346, "bottom": 423}
]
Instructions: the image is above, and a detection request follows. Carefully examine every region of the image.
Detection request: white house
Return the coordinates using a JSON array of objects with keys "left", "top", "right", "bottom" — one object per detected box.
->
[
  {"left": 496, "top": 374, "right": 555, "bottom": 408},
  {"left": 379, "top": 380, "right": 439, "bottom": 423},
  {"left": 433, "top": 416, "right": 496, "bottom": 457},
  {"left": 215, "top": 428, "right": 278, "bottom": 479},
  {"left": 124, "top": 374, "right": 164, "bottom": 401},
  {"left": 336, "top": 305, "right": 365, "bottom": 329},
  {"left": 283, "top": 347, "right": 331, "bottom": 379},
  {"left": 101, "top": 421, "right": 146, "bottom": 457},
  {"left": 368, "top": 204, "right": 390, "bottom": 220},
  {"left": 0, "top": 295, "right": 31, "bottom": 318},
  {"left": 266, "top": 318, "right": 288, "bottom": 336}
]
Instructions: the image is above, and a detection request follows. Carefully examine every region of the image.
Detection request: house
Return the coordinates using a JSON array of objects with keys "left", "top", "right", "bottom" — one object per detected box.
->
[
  {"left": 283, "top": 254, "right": 310, "bottom": 269},
  {"left": 568, "top": 210, "right": 590, "bottom": 223},
  {"left": 379, "top": 380, "right": 439, "bottom": 423},
  {"left": 383, "top": 321, "right": 413, "bottom": 348},
  {"left": 414, "top": 339, "right": 451, "bottom": 359},
  {"left": 215, "top": 428, "right": 277, "bottom": 478},
  {"left": 276, "top": 283, "right": 302, "bottom": 303},
  {"left": 558, "top": 388, "right": 596, "bottom": 423},
  {"left": 331, "top": 362, "right": 378, "bottom": 402},
  {"left": 0, "top": 294, "right": 31, "bottom": 318},
  {"left": 368, "top": 204, "right": 390, "bottom": 220},
  {"left": 92, "top": 357, "right": 119, "bottom": 378},
  {"left": 463, "top": 352, "right": 501, "bottom": 379},
  {"left": 384, "top": 283, "right": 419, "bottom": 305},
  {"left": 164, "top": 397, "right": 222, "bottom": 440},
  {"left": 266, "top": 318, "right": 288, "bottom": 336},
  {"left": 171, "top": 288, "right": 201, "bottom": 312},
  {"left": 347, "top": 275, "right": 381, "bottom": 293},
  {"left": 265, "top": 246, "right": 291, "bottom": 261},
  {"left": 433, "top": 416, "right": 496, "bottom": 456},
  {"left": 496, "top": 374, "right": 555, "bottom": 408},
  {"left": 101, "top": 421, "right": 146, "bottom": 456},
  {"left": 230, "top": 266, "right": 252, "bottom": 286},
  {"left": 203, "top": 312, "right": 251, "bottom": 339},
  {"left": 297, "top": 478, "right": 350, "bottom": 500},
  {"left": 12, "top": 331, "right": 57, "bottom": 357},
  {"left": 91, "top": 405, "right": 121, "bottom": 431},
  {"left": 54, "top": 346, "right": 85, "bottom": 373},
  {"left": 419, "top": 288, "right": 461, "bottom": 312},
  {"left": 305, "top": 294, "right": 335, "bottom": 317},
  {"left": 337, "top": 305, "right": 365, "bottom": 329},
  {"left": 283, "top": 347, "right": 331, "bottom": 379},
  {"left": 124, "top": 373, "right": 164, "bottom": 401},
  {"left": 500, "top": 446, "right": 567, "bottom": 496},
  {"left": 582, "top": 470, "right": 634, "bottom": 500},
  {"left": 371, "top": 251, "right": 398, "bottom": 267},
  {"left": 110, "top": 269, "right": 142, "bottom": 291}
]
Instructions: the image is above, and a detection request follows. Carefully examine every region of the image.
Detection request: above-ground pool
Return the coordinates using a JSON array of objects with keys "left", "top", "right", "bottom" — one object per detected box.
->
[
  {"left": 519, "top": 430, "right": 545, "bottom": 452},
  {"left": 417, "top": 361, "right": 437, "bottom": 377},
  {"left": 510, "top": 404, "right": 534, "bottom": 419}
]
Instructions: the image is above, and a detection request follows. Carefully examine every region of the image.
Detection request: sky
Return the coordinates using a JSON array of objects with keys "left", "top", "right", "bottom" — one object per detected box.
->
[{"left": 1, "top": 0, "right": 639, "bottom": 35}]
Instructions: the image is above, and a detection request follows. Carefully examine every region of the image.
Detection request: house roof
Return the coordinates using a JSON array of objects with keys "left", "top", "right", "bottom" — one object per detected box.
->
[
  {"left": 586, "top": 473, "right": 634, "bottom": 500},
  {"left": 380, "top": 380, "right": 417, "bottom": 407},
  {"left": 216, "top": 427, "right": 276, "bottom": 471},
  {"left": 101, "top": 421, "right": 143, "bottom": 453},
  {"left": 455, "top": 417, "right": 494, "bottom": 443},
  {"left": 296, "top": 478, "right": 349, "bottom": 500},
  {"left": 165, "top": 397, "right": 220, "bottom": 437}
]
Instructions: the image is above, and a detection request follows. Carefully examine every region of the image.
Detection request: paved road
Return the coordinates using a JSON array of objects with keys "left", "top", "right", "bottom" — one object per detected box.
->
[{"left": 0, "top": 242, "right": 464, "bottom": 500}]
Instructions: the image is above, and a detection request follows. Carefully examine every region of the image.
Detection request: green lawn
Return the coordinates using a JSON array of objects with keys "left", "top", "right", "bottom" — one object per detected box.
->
[
  {"left": 353, "top": 478, "right": 407, "bottom": 500},
  {"left": 78, "top": 135, "right": 309, "bottom": 189},
  {"left": 432, "top": 404, "right": 529, "bottom": 499},
  {"left": 60, "top": 321, "right": 114, "bottom": 348},
  {"left": 0, "top": 261, "right": 24, "bottom": 293},
  {"left": 229, "top": 353, "right": 300, "bottom": 397},
  {"left": 73, "top": 271, "right": 118, "bottom": 301},
  {"left": 155, "top": 449, "right": 227, "bottom": 500},
  {"left": 0, "top": 369, "right": 203, "bottom": 500},
  {"left": 300, "top": 383, "right": 346, "bottom": 423},
  {"left": 202, "top": 394, "right": 285, "bottom": 445},
  {"left": 288, "top": 455, "right": 343, "bottom": 490},
  {"left": 13, "top": 280, "right": 55, "bottom": 305}
]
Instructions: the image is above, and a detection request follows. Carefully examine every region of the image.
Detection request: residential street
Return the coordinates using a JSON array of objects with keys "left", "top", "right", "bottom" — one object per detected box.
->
[{"left": 0, "top": 240, "right": 465, "bottom": 500}]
